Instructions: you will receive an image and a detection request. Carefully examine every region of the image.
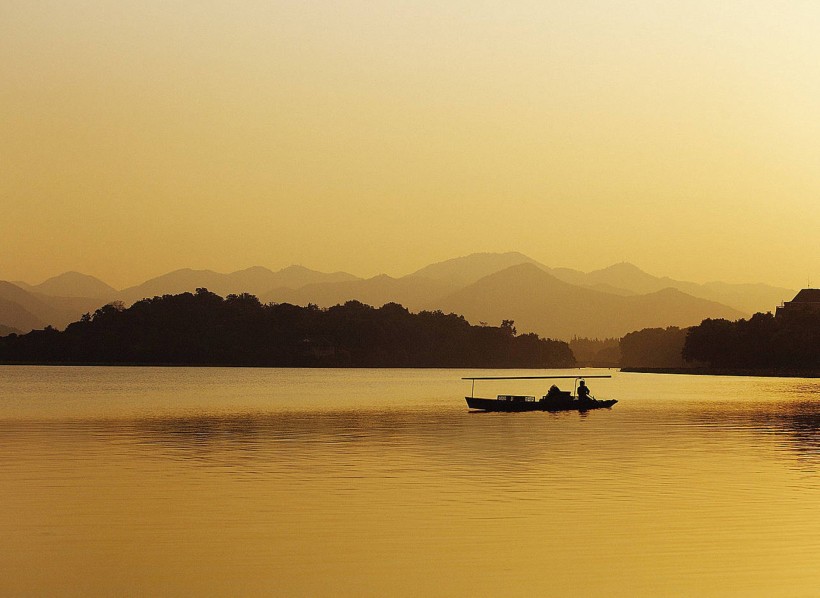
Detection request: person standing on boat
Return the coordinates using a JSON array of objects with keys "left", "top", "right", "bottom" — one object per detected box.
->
[{"left": 577, "top": 379, "right": 591, "bottom": 402}]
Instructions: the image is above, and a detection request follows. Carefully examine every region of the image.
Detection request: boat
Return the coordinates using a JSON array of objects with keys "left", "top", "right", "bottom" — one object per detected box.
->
[{"left": 463, "top": 375, "right": 617, "bottom": 412}]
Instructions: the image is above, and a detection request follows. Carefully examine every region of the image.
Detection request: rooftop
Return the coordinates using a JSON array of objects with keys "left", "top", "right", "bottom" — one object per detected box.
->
[{"left": 790, "top": 289, "right": 820, "bottom": 303}]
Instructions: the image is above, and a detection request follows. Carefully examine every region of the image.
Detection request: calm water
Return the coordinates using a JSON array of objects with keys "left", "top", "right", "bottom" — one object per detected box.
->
[{"left": 0, "top": 367, "right": 818, "bottom": 597}]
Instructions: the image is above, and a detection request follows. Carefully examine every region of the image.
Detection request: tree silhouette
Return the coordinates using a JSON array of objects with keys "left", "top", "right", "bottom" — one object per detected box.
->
[
  {"left": 683, "top": 311, "right": 819, "bottom": 372},
  {"left": 0, "top": 291, "right": 575, "bottom": 369}
]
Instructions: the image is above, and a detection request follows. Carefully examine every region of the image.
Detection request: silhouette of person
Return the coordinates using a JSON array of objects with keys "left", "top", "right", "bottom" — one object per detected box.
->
[{"left": 577, "top": 379, "right": 591, "bottom": 401}]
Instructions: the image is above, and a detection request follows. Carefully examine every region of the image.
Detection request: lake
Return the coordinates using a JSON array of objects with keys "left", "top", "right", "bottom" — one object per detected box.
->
[{"left": 0, "top": 366, "right": 818, "bottom": 596}]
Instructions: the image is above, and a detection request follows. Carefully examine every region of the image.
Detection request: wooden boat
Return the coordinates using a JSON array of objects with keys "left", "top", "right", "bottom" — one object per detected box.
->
[
  {"left": 463, "top": 375, "right": 617, "bottom": 412},
  {"left": 465, "top": 395, "right": 618, "bottom": 412}
]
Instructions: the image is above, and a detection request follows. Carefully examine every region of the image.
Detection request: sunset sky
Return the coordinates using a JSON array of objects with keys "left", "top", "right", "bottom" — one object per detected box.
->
[{"left": 2, "top": 1, "right": 818, "bottom": 289}]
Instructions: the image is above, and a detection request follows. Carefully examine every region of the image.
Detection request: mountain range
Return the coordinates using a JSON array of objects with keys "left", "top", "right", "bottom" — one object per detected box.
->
[
  {"left": 115, "top": 265, "right": 358, "bottom": 305},
  {"left": 0, "top": 252, "right": 794, "bottom": 340}
]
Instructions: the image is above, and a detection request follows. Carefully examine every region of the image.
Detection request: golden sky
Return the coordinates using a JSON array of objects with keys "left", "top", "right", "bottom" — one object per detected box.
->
[{"left": 2, "top": 1, "right": 818, "bottom": 289}]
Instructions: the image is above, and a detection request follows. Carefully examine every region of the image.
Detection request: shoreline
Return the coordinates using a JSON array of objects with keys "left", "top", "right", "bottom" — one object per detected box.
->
[
  {"left": 620, "top": 367, "right": 819, "bottom": 378},
  {"left": 0, "top": 361, "right": 589, "bottom": 369},
  {"left": 2, "top": 361, "right": 815, "bottom": 378}
]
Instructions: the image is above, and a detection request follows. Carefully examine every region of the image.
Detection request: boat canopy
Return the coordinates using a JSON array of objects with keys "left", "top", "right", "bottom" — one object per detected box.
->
[
  {"left": 461, "top": 375, "right": 612, "bottom": 380},
  {"left": 462, "top": 374, "right": 612, "bottom": 398}
]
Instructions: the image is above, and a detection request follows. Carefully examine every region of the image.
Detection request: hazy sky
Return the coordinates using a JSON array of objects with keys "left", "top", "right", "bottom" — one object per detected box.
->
[{"left": 2, "top": 1, "right": 818, "bottom": 289}]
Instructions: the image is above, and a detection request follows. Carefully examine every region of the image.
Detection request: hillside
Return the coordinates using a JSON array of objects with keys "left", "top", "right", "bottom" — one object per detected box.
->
[
  {"left": 438, "top": 263, "right": 745, "bottom": 339},
  {"left": 0, "top": 290, "right": 575, "bottom": 368},
  {"left": 409, "top": 253, "right": 790, "bottom": 315},
  {"left": 263, "top": 274, "right": 458, "bottom": 312},
  {"left": 4, "top": 252, "right": 790, "bottom": 335},
  {"left": 26, "top": 271, "right": 117, "bottom": 299},
  {"left": 117, "top": 266, "right": 360, "bottom": 304},
  {"left": 0, "top": 281, "right": 109, "bottom": 332},
  {"left": 408, "top": 252, "right": 540, "bottom": 287},
  {"left": 0, "top": 296, "right": 44, "bottom": 333},
  {"left": 549, "top": 262, "right": 792, "bottom": 315}
]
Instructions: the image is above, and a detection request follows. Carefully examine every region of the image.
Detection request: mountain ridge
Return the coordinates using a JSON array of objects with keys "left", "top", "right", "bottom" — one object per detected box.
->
[
  {"left": 31, "top": 271, "right": 117, "bottom": 299},
  {"left": 116, "top": 265, "right": 360, "bottom": 305},
  {"left": 2, "top": 253, "right": 794, "bottom": 337},
  {"left": 0, "top": 281, "right": 104, "bottom": 333},
  {"left": 437, "top": 263, "right": 746, "bottom": 339}
]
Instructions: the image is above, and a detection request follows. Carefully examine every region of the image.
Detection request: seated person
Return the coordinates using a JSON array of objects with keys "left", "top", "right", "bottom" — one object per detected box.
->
[
  {"left": 577, "top": 379, "right": 591, "bottom": 401},
  {"left": 546, "top": 384, "right": 562, "bottom": 399}
]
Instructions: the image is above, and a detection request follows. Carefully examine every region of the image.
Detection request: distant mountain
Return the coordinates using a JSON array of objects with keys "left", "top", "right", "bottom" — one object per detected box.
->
[
  {"left": 409, "top": 253, "right": 788, "bottom": 316},
  {"left": 696, "top": 281, "right": 794, "bottom": 317},
  {"left": 4, "top": 253, "right": 790, "bottom": 335},
  {"left": 548, "top": 262, "right": 792, "bottom": 315},
  {"left": 580, "top": 262, "right": 668, "bottom": 294},
  {"left": 0, "top": 281, "right": 104, "bottom": 333},
  {"left": 0, "top": 323, "right": 24, "bottom": 337},
  {"left": 408, "top": 252, "right": 541, "bottom": 287},
  {"left": 528, "top": 266, "right": 636, "bottom": 297},
  {"left": 117, "top": 266, "right": 359, "bottom": 304},
  {"left": 0, "top": 282, "right": 57, "bottom": 332},
  {"left": 117, "top": 269, "right": 227, "bottom": 303},
  {"left": 0, "top": 295, "right": 44, "bottom": 333},
  {"left": 274, "top": 265, "right": 360, "bottom": 288},
  {"left": 22, "top": 271, "right": 117, "bottom": 299},
  {"left": 263, "top": 274, "right": 458, "bottom": 312},
  {"left": 437, "top": 263, "right": 745, "bottom": 339}
]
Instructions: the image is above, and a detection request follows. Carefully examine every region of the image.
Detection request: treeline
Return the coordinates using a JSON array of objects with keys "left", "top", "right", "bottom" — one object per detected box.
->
[
  {"left": 0, "top": 324, "right": 22, "bottom": 337},
  {"left": 683, "top": 311, "right": 820, "bottom": 372},
  {"left": 620, "top": 327, "right": 688, "bottom": 368},
  {"left": 619, "top": 312, "right": 819, "bottom": 374},
  {"left": 0, "top": 289, "right": 575, "bottom": 368},
  {"left": 568, "top": 336, "right": 620, "bottom": 366}
]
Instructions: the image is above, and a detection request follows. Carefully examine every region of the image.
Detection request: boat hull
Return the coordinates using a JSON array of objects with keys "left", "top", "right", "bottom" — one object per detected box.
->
[{"left": 466, "top": 396, "right": 617, "bottom": 412}]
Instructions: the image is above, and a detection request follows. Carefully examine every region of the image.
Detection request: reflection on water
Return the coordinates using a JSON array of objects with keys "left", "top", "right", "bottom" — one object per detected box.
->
[
  {"left": 750, "top": 401, "right": 820, "bottom": 459},
  {"left": 0, "top": 367, "right": 818, "bottom": 596}
]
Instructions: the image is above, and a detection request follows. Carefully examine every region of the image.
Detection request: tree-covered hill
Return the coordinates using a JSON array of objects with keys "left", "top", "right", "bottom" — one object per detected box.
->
[
  {"left": 620, "top": 327, "right": 688, "bottom": 369},
  {"left": 618, "top": 311, "right": 819, "bottom": 375},
  {"left": 0, "top": 289, "right": 575, "bottom": 368},
  {"left": 683, "top": 311, "right": 820, "bottom": 372}
]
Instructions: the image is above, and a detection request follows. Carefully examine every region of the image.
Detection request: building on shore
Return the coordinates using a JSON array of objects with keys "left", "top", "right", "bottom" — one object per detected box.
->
[{"left": 775, "top": 289, "right": 820, "bottom": 318}]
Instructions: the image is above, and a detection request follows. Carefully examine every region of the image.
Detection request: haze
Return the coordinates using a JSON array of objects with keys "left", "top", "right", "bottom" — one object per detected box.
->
[{"left": 2, "top": 1, "right": 818, "bottom": 289}]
